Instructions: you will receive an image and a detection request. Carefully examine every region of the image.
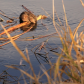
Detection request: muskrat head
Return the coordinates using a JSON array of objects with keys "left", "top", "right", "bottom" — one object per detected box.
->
[
  {"left": 19, "top": 11, "right": 37, "bottom": 31},
  {"left": 19, "top": 11, "right": 37, "bottom": 23}
]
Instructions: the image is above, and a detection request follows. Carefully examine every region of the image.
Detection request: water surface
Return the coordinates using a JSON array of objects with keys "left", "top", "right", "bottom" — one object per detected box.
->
[{"left": 0, "top": 0, "right": 84, "bottom": 83}]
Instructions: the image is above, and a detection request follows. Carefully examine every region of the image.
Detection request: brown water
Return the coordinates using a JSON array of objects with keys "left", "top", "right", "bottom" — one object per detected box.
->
[{"left": 0, "top": 0, "right": 84, "bottom": 83}]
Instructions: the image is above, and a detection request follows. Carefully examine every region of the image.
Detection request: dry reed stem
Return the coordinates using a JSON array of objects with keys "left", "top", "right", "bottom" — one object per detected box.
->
[
  {"left": 52, "top": 0, "right": 63, "bottom": 47},
  {"left": 0, "top": 12, "right": 13, "bottom": 21},
  {"left": 0, "top": 9, "right": 5, "bottom": 14},
  {"left": 0, "top": 24, "right": 34, "bottom": 47},
  {"left": 0, "top": 22, "right": 29, "bottom": 36},
  {"left": 41, "top": 66, "right": 51, "bottom": 84},
  {"left": 0, "top": 38, "right": 18, "bottom": 47},
  {"left": 0, "top": 31, "right": 56, "bottom": 47},
  {"left": 4, "top": 21, "right": 17, "bottom": 28},
  {"left": 5, "top": 65, "right": 35, "bottom": 80},
  {"left": 52, "top": 0, "right": 55, "bottom": 24},
  {"left": 0, "top": 17, "right": 4, "bottom": 22},
  {"left": 55, "top": 9, "right": 62, "bottom": 26},
  {"left": 54, "top": 54, "right": 62, "bottom": 82},
  {"left": 19, "top": 32, "right": 57, "bottom": 41},
  {"left": 80, "top": 0, "right": 84, "bottom": 7},
  {"left": 69, "top": 23, "right": 81, "bottom": 56},
  {"left": 62, "top": 0, "right": 69, "bottom": 33},
  {"left": 73, "top": 18, "right": 84, "bottom": 38}
]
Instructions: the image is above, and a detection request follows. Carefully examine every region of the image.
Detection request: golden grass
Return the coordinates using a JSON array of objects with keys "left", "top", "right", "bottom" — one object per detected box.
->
[{"left": 80, "top": 0, "right": 84, "bottom": 7}]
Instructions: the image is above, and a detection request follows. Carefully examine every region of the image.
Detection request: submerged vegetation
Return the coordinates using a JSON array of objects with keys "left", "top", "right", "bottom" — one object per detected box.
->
[{"left": 0, "top": 0, "right": 84, "bottom": 84}]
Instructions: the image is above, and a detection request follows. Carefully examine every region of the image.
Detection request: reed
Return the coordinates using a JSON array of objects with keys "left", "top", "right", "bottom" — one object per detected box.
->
[{"left": 0, "top": 0, "right": 84, "bottom": 84}]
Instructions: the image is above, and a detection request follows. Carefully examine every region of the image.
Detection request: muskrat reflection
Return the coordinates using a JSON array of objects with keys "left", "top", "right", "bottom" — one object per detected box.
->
[{"left": 19, "top": 11, "right": 37, "bottom": 31}]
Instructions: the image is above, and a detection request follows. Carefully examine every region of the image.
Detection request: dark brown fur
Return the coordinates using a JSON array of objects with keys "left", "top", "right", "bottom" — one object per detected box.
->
[
  {"left": 19, "top": 11, "right": 37, "bottom": 23},
  {"left": 19, "top": 11, "right": 37, "bottom": 31}
]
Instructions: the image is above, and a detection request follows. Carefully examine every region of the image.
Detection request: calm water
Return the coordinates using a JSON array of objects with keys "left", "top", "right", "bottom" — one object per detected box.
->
[{"left": 0, "top": 0, "right": 84, "bottom": 83}]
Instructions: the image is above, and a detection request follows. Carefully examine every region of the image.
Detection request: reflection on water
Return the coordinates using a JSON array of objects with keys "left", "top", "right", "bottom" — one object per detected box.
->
[{"left": 20, "top": 23, "right": 37, "bottom": 31}]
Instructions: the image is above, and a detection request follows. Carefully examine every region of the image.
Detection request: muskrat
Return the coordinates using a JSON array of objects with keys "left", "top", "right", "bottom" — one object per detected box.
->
[
  {"left": 19, "top": 11, "right": 37, "bottom": 31},
  {"left": 19, "top": 11, "right": 47, "bottom": 31}
]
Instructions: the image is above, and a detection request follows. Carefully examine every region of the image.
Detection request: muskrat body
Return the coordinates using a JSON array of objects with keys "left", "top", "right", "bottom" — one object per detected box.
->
[{"left": 19, "top": 11, "right": 37, "bottom": 31}]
